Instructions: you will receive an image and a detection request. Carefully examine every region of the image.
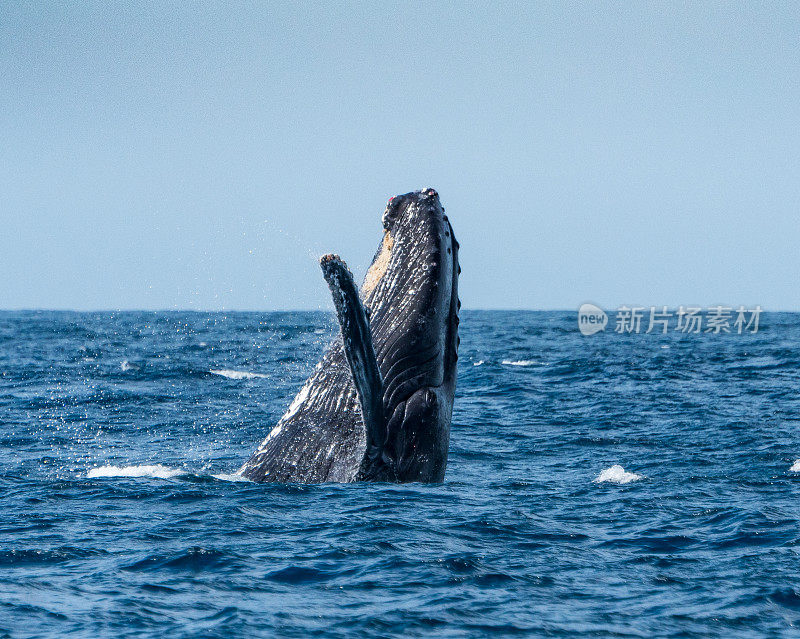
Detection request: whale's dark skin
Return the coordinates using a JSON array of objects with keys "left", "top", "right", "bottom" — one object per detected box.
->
[{"left": 239, "top": 188, "right": 460, "bottom": 483}]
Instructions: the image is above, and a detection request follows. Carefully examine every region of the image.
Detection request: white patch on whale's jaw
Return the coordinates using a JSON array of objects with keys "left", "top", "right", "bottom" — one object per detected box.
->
[{"left": 362, "top": 231, "right": 394, "bottom": 296}]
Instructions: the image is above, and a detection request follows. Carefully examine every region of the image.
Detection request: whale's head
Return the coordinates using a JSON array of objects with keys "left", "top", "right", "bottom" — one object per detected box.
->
[{"left": 359, "top": 188, "right": 460, "bottom": 481}]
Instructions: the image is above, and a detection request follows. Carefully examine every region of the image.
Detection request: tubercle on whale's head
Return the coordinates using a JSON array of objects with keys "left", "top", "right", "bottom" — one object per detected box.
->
[{"left": 381, "top": 187, "right": 441, "bottom": 233}]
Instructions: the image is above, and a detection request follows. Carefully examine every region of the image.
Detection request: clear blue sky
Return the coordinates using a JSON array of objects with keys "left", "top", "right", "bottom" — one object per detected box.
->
[{"left": 2, "top": 2, "right": 798, "bottom": 310}]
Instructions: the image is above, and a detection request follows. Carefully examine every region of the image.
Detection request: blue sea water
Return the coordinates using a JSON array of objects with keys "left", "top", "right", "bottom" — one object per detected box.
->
[{"left": 1, "top": 310, "right": 800, "bottom": 638}]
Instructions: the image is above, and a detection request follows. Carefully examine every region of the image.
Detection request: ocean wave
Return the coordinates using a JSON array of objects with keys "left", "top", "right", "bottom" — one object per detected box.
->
[
  {"left": 120, "top": 360, "right": 140, "bottom": 371},
  {"left": 594, "top": 465, "right": 643, "bottom": 484},
  {"left": 3, "top": 309, "right": 800, "bottom": 637},
  {"left": 87, "top": 464, "right": 186, "bottom": 479},
  {"left": 209, "top": 369, "right": 268, "bottom": 380},
  {"left": 473, "top": 360, "right": 485, "bottom": 366},
  {"left": 790, "top": 460, "right": 800, "bottom": 472},
  {"left": 501, "top": 359, "right": 539, "bottom": 367},
  {"left": 122, "top": 547, "right": 232, "bottom": 573}
]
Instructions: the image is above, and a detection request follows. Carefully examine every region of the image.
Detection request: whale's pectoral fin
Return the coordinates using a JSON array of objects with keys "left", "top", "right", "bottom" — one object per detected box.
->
[{"left": 320, "top": 254, "right": 385, "bottom": 467}]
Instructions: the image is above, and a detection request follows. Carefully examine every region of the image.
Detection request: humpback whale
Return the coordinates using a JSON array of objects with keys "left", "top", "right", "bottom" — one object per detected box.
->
[{"left": 240, "top": 188, "right": 460, "bottom": 482}]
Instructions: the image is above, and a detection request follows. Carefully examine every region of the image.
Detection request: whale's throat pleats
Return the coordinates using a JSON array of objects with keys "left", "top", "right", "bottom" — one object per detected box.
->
[{"left": 362, "top": 231, "right": 393, "bottom": 296}]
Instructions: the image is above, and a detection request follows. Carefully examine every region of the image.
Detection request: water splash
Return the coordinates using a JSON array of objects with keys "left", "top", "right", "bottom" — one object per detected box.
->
[
  {"left": 594, "top": 465, "right": 643, "bottom": 484},
  {"left": 87, "top": 464, "right": 185, "bottom": 479},
  {"left": 210, "top": 369, "right": 268, "bottom": 380}
]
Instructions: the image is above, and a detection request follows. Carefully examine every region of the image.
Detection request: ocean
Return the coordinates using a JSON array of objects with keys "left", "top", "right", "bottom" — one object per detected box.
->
[{"left": 1, "top": 310, "right": 799, "bottom": 637}]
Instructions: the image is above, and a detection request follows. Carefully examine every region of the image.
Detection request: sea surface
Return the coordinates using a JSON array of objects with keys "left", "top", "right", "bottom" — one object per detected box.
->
[{"left": 1, "top": 310, "right": 800, "bottom": 638}]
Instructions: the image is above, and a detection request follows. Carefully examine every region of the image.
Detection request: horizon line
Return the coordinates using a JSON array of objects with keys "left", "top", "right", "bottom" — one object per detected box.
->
[{"left": 0, "top": 306, "right": 797, "bottom": 313}]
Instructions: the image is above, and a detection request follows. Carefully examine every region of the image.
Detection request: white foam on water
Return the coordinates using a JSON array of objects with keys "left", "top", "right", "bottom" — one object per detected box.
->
[
  {"left": 594, "top": 465, "right": 643, "bottom": 485},
  {"left": 502, "top": 359, "right": 538, "bottom": 367},
  {"left": 210, "top": 369, "right": 267, "bottom": 380},
  {"left": 473, "top": 360, "right": 485, "bottom": 366},
  {"left": 790, "top": 460, "right": 800, "bottom": 472},
  {"left": 211, "top": 472, "right": 252, "bottom": 482},
  {"left": 120, "top": 360, "right": 139, "bottom": 371},
  {"left": 87, "top": 464, "right": 185, "bottom": 479}
]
